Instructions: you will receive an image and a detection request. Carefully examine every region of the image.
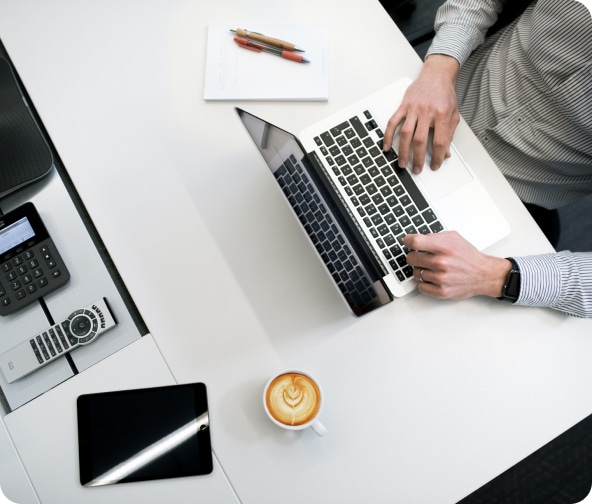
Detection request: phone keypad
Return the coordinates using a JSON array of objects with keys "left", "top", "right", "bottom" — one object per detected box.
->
[{"left": 0, "top": 240, "right": 69, "bottom": 315}]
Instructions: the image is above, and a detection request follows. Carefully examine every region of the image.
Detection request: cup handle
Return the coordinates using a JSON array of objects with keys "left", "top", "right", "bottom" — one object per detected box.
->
[{"left": 311, "top": 419, "right": 327, "bottom": 436}]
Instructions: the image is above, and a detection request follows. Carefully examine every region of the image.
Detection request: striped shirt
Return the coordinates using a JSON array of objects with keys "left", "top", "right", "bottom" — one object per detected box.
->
[{"left": 426, "top": 0, "right": 592, "bottom": 317}]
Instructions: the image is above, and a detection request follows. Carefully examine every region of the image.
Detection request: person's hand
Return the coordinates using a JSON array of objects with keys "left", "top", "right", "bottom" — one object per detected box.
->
[
  {"left": 404, "top": 231, "right": 513, "bottom": 299},
  {"left": 383, "top": 54, "right": 461, "bottom": 174}
]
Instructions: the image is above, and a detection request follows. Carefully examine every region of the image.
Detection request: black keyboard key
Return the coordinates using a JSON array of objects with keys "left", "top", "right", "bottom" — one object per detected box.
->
[
  {"left": 320, "top": 131, "right": 335, "bottom": 147},
  {"left": 412, "top": 215, "right": 425, "bottom": 227},
  {"left": 394, "top": 167, "right": 429, "bottom": 211},
  {"left": 370, "top": 193, "right": 383, "bottom": 208},
  {"left": 403, "top": 265, "right": 414, "bottom": 278},
  {"left": 430, "top": 221, "right": 444, "bottom": 233},
  {"left": 365, "top": 119, "right": 378, "bottom": 131},
  {"left": 422, "top": 208, "right": 438, "bottom": 223},
  {"left": 383, "top": 148, "right": 398, "bottom": 163},
  {"left": 330, "top": 121, "right": 350, "bottom": 137},
  {"left": 350, "top": 116, "right": 369, "bottom": 139}
]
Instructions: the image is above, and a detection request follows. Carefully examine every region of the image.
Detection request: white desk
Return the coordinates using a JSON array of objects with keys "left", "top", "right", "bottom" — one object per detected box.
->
[{"left": 1, "top": 1, "right": 591, "bottom": 503}]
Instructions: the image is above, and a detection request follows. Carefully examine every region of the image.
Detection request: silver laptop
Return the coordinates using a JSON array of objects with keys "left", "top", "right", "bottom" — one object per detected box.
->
[{"left": 236, "top": 78, "right": 509, "bottom": 316}]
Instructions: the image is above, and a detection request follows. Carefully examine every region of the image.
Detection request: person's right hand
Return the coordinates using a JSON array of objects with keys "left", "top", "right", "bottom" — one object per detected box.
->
[
  {"left": 383, "top": 54, "right": 461, "bottom": 174},
  {"left": 404, "top": 231, "right": 513, "bottom": 300}
]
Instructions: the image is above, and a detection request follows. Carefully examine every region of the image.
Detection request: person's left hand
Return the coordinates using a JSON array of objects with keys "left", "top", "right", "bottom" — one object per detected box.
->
[{"left": 404, "top": 231, "right": 512, "bottom": 299}]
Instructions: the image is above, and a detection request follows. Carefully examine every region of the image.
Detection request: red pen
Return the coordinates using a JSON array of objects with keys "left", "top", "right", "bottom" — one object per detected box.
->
[{"left": 234, "top": 37, "right": 310, "bottom": 64}]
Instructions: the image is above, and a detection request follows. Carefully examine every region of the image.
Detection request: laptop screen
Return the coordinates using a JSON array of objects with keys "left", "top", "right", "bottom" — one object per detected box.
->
[{"left": 236, "top": 108, "right": 392, "bottom": 316}]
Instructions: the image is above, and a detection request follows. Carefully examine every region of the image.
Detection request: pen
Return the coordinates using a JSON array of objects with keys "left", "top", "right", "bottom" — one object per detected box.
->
[
  {"left": 234, "top": 37, "right": 310, "bottom": 64},
  {"left": 231, "top": 28, "right": 305, "bottom": 52}
]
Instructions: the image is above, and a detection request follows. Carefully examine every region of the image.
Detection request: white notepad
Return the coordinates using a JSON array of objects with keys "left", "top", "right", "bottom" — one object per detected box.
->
[{"left": 203, "top": 24, "right": 328, "bottom": 101}]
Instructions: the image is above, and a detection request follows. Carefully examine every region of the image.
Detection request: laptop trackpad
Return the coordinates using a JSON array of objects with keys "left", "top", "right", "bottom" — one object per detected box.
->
[{"left": 413, "top": 147, "right": 473, "bottom": 201}]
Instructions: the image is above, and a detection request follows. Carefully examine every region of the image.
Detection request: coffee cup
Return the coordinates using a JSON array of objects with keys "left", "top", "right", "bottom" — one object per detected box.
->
[{"left": 263, "top": 370, "right": 327, "bottom": 436}]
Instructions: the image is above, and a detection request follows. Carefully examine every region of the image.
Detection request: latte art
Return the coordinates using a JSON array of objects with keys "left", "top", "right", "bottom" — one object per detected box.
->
[{"left": 265, "top": 372, "right": 321, "bottom": 426}]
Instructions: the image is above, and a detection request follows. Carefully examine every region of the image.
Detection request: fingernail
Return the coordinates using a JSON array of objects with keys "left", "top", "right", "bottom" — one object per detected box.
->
[
  {"left": 413, "top": 166, "right": 421, "bottom": 174},
  {"left": 398, "top": 159, "right": 407, "bottom": 168}
]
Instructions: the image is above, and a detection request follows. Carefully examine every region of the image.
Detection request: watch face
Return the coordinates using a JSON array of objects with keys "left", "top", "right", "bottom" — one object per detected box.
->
[{"left": 505, "top": 269, "right": 521, "bottom": 301}]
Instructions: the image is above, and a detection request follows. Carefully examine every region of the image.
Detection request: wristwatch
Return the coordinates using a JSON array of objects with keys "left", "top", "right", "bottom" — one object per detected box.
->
[{"left": 498, "top": 257, "right": 520, "bottom": 303}]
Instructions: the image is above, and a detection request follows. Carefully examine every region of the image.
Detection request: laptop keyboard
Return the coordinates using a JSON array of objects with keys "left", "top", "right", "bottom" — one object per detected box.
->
[
  {"left": 313, "top": 110, "right": 444, "bottom": 283},
  {"left": 275, "top": 155, "right": 379, "bottom": 308}
]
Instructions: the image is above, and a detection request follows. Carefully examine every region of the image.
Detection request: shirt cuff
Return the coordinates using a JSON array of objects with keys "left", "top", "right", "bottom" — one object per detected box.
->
[
  {"left": 513, "top": 254, "right": 563, "bottom": 308},
  {"left": 425, "top": 24, "right": 486, "bottom": 66}
]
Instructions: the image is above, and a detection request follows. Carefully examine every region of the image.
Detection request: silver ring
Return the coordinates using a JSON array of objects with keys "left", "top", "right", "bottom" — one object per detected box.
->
[{"left": 419, "top": 268, "right": 425, "bottom": 283}]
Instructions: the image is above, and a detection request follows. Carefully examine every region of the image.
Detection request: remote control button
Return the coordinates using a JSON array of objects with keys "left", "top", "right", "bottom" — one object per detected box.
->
[
  {"left": 42, "top": 332, "right": 56, "bottom": 357},
  {"left": 49, "top": 328, "right": 63, "bottom": 353},
  {"left": 54, "top": 325, "right": 70, "bottom": 349},
  {"left": 77, "top": 331, "right": 97, "bottom": 344},
  {"left": 62, "top": 321, "right": 78, "bottom": 346},
  {"left": 70, "top": 314, "right": 93, "bottom": 338},
  {"left": 36, "top": 335, "right": 50, "bottom": 361},
  {"left": 30, "top": 340, "right": 44, "bottom": 364}
]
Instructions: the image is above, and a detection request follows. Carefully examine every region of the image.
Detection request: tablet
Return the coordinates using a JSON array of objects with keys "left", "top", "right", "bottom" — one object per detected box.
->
[{"left": 77, "top": 383, "right": 213, "bottom": 487}]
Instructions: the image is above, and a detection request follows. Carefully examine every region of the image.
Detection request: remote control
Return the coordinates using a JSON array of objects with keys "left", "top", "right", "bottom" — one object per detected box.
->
[{"left": 0, "top": 298, "right": 117, "bottom": 383}]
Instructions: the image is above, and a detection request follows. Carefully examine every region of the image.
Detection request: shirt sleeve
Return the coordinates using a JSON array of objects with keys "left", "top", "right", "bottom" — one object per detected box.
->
[
  {"left": 425, "top": 0, "right": 506, "bottom": 65},
  {"left": 514, "top": 251, "right": 592, "bottom": 318}
]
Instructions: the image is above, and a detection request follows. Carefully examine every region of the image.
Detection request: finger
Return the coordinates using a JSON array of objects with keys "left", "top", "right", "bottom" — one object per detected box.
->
[
  {"left": 404, "top": 233, "right": 427, "bottom": 252},
  {"left": 404, "top": 232, "right": 444, "bottom": 257},
  {"left": 431, "top": 108, "right": 459, "bottom": 169},
  {"left": 411, "top": 119, "right": 432, "bottom": 174},
  {"left": 416, "top": 280, "right": 441, "bottom": 297},
  {"left": 397, "top": 115, "right": 417, "bottom": 169},
  {"left": 413, "top": 266, "right": 431, "bottom": 284},
  {"left": 383, "top": 108, "right": 405, "bottom": 152},
  {"left": 429, "top": 125, "right": 451, "bottom": 171}
]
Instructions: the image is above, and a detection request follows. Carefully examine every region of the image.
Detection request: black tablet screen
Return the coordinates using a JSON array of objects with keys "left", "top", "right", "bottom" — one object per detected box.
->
[{"left": 77, "top": 383, "right": 212, "bottom": 486}]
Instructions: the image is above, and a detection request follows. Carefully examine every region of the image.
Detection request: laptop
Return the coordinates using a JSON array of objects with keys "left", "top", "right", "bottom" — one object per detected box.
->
[{"left": 236, "top": 78, "right": 509, "bottom": 316}]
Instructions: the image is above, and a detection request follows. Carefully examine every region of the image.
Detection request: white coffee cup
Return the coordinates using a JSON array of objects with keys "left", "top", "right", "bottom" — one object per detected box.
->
[{"left": 263, "top": 370, "right": 327, "bottom": 436}]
